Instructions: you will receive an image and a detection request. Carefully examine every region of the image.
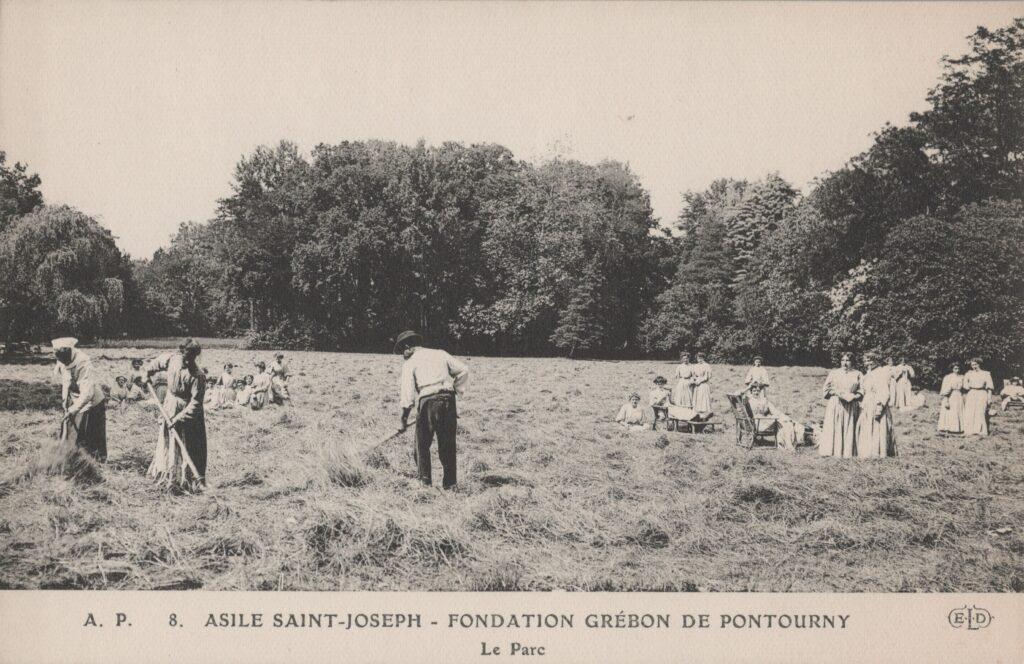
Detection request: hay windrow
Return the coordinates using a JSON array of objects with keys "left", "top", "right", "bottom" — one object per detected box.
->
[{"left": 0, "top": 350, "right": 1021, "bottom": 591}]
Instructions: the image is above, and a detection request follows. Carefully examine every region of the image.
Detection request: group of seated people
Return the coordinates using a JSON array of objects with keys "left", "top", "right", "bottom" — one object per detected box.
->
[
  {"left": 614, "top": 356, "right": 806, "bottom": 448},
  {"left": 109, "top": 353, "right": 291, "bottom": 411}
]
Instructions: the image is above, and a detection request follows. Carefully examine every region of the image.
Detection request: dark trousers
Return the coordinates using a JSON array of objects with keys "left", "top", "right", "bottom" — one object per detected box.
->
[{"left": 415, "top": 393, "right": 457, "bottom": 488}]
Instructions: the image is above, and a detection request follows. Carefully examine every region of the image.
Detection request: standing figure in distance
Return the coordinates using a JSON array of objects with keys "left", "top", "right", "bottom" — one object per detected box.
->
[
  {"left": 961, "top": 358, "right": 994, "bottom": 437},
  {"left": 818, "top": 352, "right": 863, "bottom": 458},
  {"left": 397, "top": 330, "right": 469, "bottom": 490},
  {"left": 672, "top": 351, "right": 693, "bottom": 408},
  {"left": 892, "top": 356, "right": 917, "bottom": 410},
  {"left": 937, "top": 363, "right": 965, "bottom": 434},
  {"left": 690, "top": 352, "right": 713, "bottom": 415},
  {"left": 744, "top": 356, "right": 770, "bottom": 398},
  {"left": 856, "top": 352, "right": 897, "bottom": 458},
  {"left": 268, "top": 353, "right": 291, "bottom": 405},
  {"left": 53, "top": 337, "right": 108, "bottom": 462}
]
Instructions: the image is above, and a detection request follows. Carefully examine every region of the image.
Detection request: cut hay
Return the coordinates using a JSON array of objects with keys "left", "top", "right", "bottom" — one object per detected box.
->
[{"left": 2, "top": 348, "right": 1022, "bottom": 591}]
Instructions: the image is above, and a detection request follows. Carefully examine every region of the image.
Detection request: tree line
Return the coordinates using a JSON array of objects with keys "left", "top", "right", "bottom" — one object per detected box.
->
[{"left": 1, "top": 20, "right": 1021, "bottom": 384}]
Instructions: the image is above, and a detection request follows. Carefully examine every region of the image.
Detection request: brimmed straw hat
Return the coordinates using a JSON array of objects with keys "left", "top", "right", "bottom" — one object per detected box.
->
[
  {"left": 393, "top": 330, "right": 423, "bottom": 354},
  {"left": 628, "top": 391, "right": 641, "bottom": 400},
  {"left": 653, "top": 376, "right": 667, "bottom": 385}
]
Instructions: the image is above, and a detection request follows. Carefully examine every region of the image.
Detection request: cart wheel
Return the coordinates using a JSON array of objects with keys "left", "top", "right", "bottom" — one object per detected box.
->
[{"left": 667, "top": 420, "right": 676, "bottom": 432}]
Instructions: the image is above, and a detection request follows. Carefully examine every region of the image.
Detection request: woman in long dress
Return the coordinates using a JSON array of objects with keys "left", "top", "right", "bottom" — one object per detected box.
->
[
  {"left": 856, "top": 353, "right": 897, "bottom": 458},
  {"left": 671, "top": 351, "right": 693, "bottom": 408},
  {"left": 819, "top": 352, "right": 863, "bottom": 458},
  {"left": 937, "top": 363, "right": 965, "bottom": 434},
  {"left": 744, "top": 356, "right": 770, "bottom": 397},
  {"left": 962, "top": 358, "right": 993, "bottom": 436},
  {"left": 893, "top": 357, "right": 917, "bottom": 410},
  {"left": 746, "top": 382, "right": 803, "bottom": 449},
  {"left": 690, "top": 352, "right": 712, "bottom": 414},
  {"left": 213, "top": 363, "right": 236, "bottom": 408},
  {"left": 144, "top": 338, "right": 208, "bottom": 489},
  {"left": 249, "top": 361, "right": 272, "bottom": 410}
]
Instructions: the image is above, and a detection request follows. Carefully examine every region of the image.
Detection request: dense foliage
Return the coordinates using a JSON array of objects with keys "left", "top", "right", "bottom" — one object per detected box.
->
[{"left": 1, "top": 19, "right": 1021, "bottom": 381}]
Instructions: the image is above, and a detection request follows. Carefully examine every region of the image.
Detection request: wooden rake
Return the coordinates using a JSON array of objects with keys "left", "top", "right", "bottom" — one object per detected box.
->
[{"left": 146, "top": 383, "right": 201, "bottom": 484}]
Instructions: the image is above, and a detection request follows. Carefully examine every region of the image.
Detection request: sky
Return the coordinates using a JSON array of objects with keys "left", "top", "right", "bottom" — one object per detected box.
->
[{"left": 1, "top": 1, "right": 1020, "bottom": 258}]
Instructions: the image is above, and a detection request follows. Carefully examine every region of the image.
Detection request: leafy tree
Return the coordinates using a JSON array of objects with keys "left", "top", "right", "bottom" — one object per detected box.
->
[
  {"left": 0, "top": 205, "right": 129, "bottom": 340},
  {"left": 735, "top": 203, "right": 837, "bottom": 364},
  {"left": 911, "top": 19, "right": 1024, "bottom": 208},
  {"left": 824, "top": 200, "right": 1024, "bottom": 384},
  {"left": 467, "top": 159, "right": 658, "bottom": 356},
  {"left": 132, "top": 221, "right": 237, "bottom": 336},
  {"left": 0, "top": 151, "right": 44, "bottom": 234},
  {"left": 724, "top": 173, "right": 799, "bottom": 284}
]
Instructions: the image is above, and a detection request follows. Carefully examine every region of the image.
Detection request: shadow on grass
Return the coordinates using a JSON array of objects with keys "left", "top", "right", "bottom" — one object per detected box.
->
[{"left": 0, "top": 379, "right": 60, "bottom": 411}]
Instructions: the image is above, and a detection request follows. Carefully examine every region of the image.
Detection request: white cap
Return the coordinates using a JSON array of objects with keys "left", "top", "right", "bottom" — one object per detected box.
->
[{"left": 51, "top": 337, "right": 78, "bottom": 350}]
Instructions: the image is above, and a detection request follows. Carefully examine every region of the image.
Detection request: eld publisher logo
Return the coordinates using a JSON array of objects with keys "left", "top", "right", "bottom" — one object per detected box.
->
[{"left": 948, "top": 606, "right": 993, "bottom": 630}]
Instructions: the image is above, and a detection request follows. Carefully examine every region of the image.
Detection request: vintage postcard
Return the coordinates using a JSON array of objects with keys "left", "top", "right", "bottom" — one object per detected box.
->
[{"left": 0, "top": 1, "right": 1021, "bottom": 661}]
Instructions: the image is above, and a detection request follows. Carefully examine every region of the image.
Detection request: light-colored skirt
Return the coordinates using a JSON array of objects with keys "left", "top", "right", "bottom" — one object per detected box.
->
[
  {"left": 819, "top": 396, "right": 859, "bottom": 458},
  {"left": 672, "top": 380, "right": 693, "bottom": 408},
  {"left": 938, "top": 391, "right": 964, "bottom": 433},
  {"left": 962, "top": 389, "right": 989, "bottom": 436}
]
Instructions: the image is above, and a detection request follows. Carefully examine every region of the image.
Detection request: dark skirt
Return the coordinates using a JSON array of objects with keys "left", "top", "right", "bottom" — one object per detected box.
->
[
  {"left": 62, "top": 402, "right": 107, "bottom": 462},
  {"left": 250, "top": 390, "right": 268, "bottom": 410},
  {"left": 175, "top": 411, "right": 208, "bottom": 479}
]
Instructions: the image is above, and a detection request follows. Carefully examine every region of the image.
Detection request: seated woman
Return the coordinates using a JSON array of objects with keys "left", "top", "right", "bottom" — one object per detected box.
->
[
  {"left": 236, "top": 375, "right": 255, "bottom": 407},
  {"left": 130, "top": 358, "right": 166, "bottom": 401},
  {"left": 1001, "top": 376, "right": 1024, "bottom": 411},
  {"left": 616, "top": 392, "right": 654, "bottom": 429},
  {"left": 212, "top": 363, "right": 236, "bottom": 408},
  {"left": 648, "top": 376, "right": 671, "bottom": 426},
  {"left": 109, "top": 375, "right": 131, "bottom": 405},
  {"left": 745, "top": 382, "right": 804, "bottom": 449},
  {"left": 250, "top": 362, "right": 272, "bottom": 410}
]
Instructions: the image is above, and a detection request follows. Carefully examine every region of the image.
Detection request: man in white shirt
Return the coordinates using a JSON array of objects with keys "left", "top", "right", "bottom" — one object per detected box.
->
[
  {"left": 396, "top": 330, "right": 469, "bottom": 489},
  {"left": 53, "top": 337, "right": 108, "bottom": 462}
]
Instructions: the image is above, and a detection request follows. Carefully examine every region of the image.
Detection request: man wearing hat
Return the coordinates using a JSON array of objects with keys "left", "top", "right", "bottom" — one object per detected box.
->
[
  {"left": 52, "top": 337, "right": 108, "bottom": 462},
  {"left": 396, "top": 330, "right": 469, "bottom": 489}
]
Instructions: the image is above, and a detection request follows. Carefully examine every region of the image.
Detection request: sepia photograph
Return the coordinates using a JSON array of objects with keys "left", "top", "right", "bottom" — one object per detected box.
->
[{"left": 0, "top": 0, "right": 1022, "bottom": 604}]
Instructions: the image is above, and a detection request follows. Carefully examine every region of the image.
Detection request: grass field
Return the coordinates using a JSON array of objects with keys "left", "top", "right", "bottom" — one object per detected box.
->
[{"left": 1, "top": 349, "right": 1022, "bottom": 591}]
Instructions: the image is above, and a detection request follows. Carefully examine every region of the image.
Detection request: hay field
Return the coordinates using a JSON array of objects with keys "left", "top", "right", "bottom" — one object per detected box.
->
[{"left": 1, "top": 349, "right": 1022, "bottom": 591}]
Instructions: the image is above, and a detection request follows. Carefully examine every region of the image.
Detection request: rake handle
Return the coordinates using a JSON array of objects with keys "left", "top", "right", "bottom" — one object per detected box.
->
[{"left": 146, "top": 383, "right": 202, "bottom": 482}]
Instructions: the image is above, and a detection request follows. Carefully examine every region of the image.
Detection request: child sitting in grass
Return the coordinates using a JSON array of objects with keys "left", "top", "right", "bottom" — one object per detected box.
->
[
  {"left": 616, "top": 392, "right": 654, "bottom": 429},
  {"left": 648, "top": 376, "right": 671, "bottom": 427}
]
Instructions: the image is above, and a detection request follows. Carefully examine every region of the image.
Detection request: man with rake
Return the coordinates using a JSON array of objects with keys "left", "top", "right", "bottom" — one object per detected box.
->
[{"left": 396, "top": 330, "right": 469, "bottom": 490}]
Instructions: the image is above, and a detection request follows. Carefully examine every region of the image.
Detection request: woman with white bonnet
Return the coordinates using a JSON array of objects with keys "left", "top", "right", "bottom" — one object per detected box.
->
[{"left": 52, "top": 336, "right": 108, "bottom": 462}]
